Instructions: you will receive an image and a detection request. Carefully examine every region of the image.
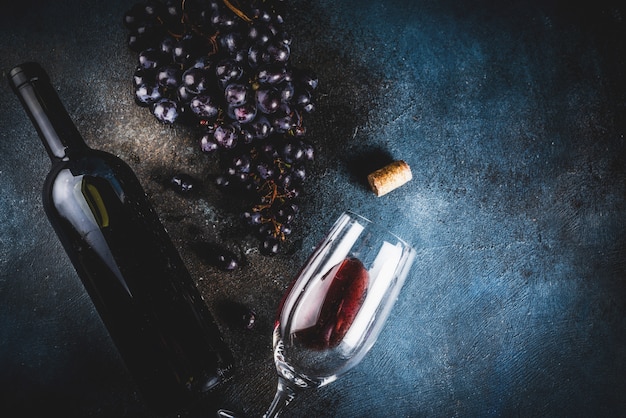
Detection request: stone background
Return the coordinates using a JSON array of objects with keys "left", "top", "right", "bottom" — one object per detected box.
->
[{"left": 1, "top": 0, "right": 625, "bottom": 417}]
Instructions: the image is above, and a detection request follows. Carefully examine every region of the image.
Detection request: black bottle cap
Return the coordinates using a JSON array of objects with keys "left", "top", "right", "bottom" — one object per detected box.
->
[{"left": 8, "top": 62, "right": 48, "bottom": 91}]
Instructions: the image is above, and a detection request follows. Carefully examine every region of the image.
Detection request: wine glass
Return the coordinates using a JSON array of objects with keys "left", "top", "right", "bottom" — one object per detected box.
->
[{"left": 259, "top": 210, "right": 416, "bottom": 417}]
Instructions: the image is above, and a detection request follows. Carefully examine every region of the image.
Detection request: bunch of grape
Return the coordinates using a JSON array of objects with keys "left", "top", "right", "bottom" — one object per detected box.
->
[{"left": 123, "top": 0, "right": 318, "bottom": 255}]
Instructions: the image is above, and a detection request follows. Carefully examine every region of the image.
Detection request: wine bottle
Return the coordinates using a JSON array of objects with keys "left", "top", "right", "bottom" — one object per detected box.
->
[{"left": 8, "top": 62, "right": 234, "bottom": 414}]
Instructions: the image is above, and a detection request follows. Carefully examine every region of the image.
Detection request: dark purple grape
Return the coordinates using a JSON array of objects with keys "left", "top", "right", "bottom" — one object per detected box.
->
[
  {"left": 266, "top": 41, "right": 290, "bottom": 63},
  {"left": 261, "top": 235, "right": 281, "bottom": 256},
  {"left": 215, "top": 175, "right": 231, "bottom": 190},
  {"left": 172, "top": 41, "right": 191, "bottom": 64},
  {"left": 215, "top": 59, "right": 243, "bottom": 88},
  {"left": 284, "top": 186, "right": 300, "bottom": 198},
  {"left": 256, "top": 64, "right": 287, "bottom": 85},
  {"left": 138, "top": 48, "right": 165, "bottom": 70},
  {"left": 278, "top": 81, "right": 295, "bottom": 103},
  {"left": 194, "top": 242, "right": 239, "bottom": 271},
  {"left": 190, "top": 56, "right": 213, "bottom": 70},
  {"left": 218, "top": 301, "right": 257, "bottom": 330},
  {"left": 248, "top": 25, "right": 272, "bottom": 45},
  {"left": 256, "top": 87, "right": 281, "bottom": 114},
  {"left": 240, "top": 130, "right": 254, "bottom": 144},
  {"left": 282, "top": 70, "right": 293, "bottom": 83},
  {"left": 243, "top": 210, "right": 263, "bottom": 226},
  {"left": 211, "top": 10, "right": 238, "bottom": 30},
  {"left": 232, "top": 171, "right": 251, "bottom": 186},
  {"left": 214, "top": 124, "right": 238, "bottom": 149},
  {"left": 152, "top": 98, "right": 179, "bottom": 124},
  {"left": 301, "top": 102, "right": 315, "bottom": 113},
  {"left": 259, "top": 141, "right": 279, "bottom": 159},
  {"left": 252, "top": 8, "right": 273, "bottom": 24},
  {"left": 135, "top": 83, "right": 161, "bottom": 106},
  {"left": 255, "top": 161, "right": 275, "bottom": 180},
  {"left": 294, "top": 89, "right": 312, "bottom": 109},
  {"left": 127, "top": 32, "right": 146, "bottom": 52},
  {"left": 230, "top": 305, "right": 256, "bottom": 329},
  {"left": 232, "top": 154, "right": 251, "bottom": 173},
  {"left": 292, "top": 164, "right": 306, "bottom": 183},
  {"left": 127, "top": 20, "right": 161, "bottom": 52},
  {"left": 282, "top": 140, "right": 306, "bottom": 163},
  {"left": 123, "top": 4, "right": 144, "bottom": 29},
  {"left": 134, "top": 19, "right": 157, "bottom": 37},
  {"left": 143, "top": 0, "right": 162, "bottom": 20},
  {"left": 302, "top": 141, "right": 315, "bottom": 161},
  {"left": 280, "top": 223, "right": 293, "bottom": 236},
  {"left": 224, "top": 83, "right": 249, "bottom": 106},
  {"left": 200, "top": 133, "right": 219, "bottom": 153},
  {"left": 219, "top": 32, "right": 245, "bottom": 56},
  {"left": 275, "top": 31, "right": 292, "bottom": 46},
  {"left": 173, "top": 37, "right": 197, "bottom": 64},
  {"left": 231, "top": 48, "right": 248, "bottom": 64},
  {"left": 240, "top": 309, "right": 256, "bottom": 330},
  {"left": 170, "top": 173, "right": 197, "bottom": 194},
  {"left": 247, "top": 44, "right": 268, "bottom": 68},
  {"left": 189, "top": 94, "right": 219, "bottom": 120},
  {"left": 296, "top": 68, "right": 319, "bottom": 91},
  {"left": 246, "top": 116, "right": 271, "bottom": 140},
  {"left": 290, "top": 125, "right": 306, "bottom": 137},
  {"left": 276, "top": 203, "right": 298, "bottom": 223},
  {"left": 163, "top": 0, "right": 183, "bottom": 22},
  {"left": 133, "top": 68, "right": 153, "bottom": 88},
  {"left": 272, "top": 105, "right": 297, "bottom": 133},
  {"left": 177, "top": 84, "right": 193, "bottom": 102},
  {"left": 215, "top": 252, "right": 238, "bottom": 271},
  {"left": 156, "top": 65, "right": 181, "bottom": 90},
  {"left": 276, "top": 172, "right": 292, "bottom": 189},
  {"left": 228, "top": 103, "right": 257, "bottom": 124},
  {"left": 159, "top": 35, "right": 177, "bottom": 55},
  {"left": 182, "top": 67, "right": 210, "bottom": 94}
]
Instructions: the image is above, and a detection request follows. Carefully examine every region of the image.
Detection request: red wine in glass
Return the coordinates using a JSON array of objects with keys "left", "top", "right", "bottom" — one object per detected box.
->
[{"left": 294, "top": 257, "right": 369, "bottom": 350}]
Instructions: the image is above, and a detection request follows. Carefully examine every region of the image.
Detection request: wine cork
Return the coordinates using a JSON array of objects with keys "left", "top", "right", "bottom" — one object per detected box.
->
[{"left": 367, "top": 160, "right": 412, "bottom": 197}]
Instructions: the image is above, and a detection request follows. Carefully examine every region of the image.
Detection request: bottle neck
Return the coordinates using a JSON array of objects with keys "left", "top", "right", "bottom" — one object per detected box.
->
[{"left": 9, "top": 62, "right": 88, "bottom": 161}]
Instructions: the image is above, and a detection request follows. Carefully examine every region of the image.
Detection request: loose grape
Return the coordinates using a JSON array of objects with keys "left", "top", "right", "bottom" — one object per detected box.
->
[
  {"left": 170, "top": 173, "right": 197, "bottom": 194},
  {"left": 218, "top": 301, "right": 257, "bottom": 330},
  {"left": 195, "top": 242, "right": 239, "bottom": 271}
]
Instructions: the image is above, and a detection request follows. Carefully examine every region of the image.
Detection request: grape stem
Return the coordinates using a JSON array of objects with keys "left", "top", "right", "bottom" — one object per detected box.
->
[
  {"left": 222, "top": 0, "right": 253, "bottom": 23},
  {"left": 167, "top": 0, "right": 220, "bottom": 55},
  {"left": 253, "top": 181, "right": 287, "bottom": 240}
]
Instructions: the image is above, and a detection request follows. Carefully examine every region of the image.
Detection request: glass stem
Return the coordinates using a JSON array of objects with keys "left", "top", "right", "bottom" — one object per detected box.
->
[{"left": 263, "top": 377, "right": 298, "bottom": 418}]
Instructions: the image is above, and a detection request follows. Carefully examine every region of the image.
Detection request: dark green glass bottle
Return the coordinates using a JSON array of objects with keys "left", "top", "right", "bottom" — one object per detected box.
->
[{"left": 9, "top": 62, "right": 233, "bottom": 415}]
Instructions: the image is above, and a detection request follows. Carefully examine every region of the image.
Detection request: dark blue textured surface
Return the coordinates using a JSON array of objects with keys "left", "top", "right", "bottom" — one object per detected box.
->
[{"left": 1, "top": 1, "right": 625, "bottom": 417}]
